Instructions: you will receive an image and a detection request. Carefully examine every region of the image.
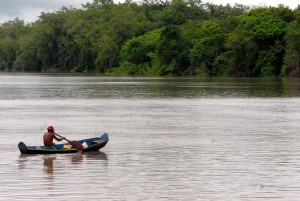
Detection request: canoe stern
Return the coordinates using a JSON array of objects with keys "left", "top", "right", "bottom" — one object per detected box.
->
[{"left": 18, "top": 142, "right": 28, "bottom": 154}]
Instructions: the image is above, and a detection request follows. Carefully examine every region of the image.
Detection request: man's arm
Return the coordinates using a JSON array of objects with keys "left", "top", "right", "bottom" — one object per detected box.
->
[{"left": 53, "top": 134, "right": 65, "bottom": 141}]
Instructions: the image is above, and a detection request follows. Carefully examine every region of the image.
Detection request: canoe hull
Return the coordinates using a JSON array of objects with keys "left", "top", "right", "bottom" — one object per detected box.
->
[{"left": 18, "top": 133, "right": 109, "bottom": 155}]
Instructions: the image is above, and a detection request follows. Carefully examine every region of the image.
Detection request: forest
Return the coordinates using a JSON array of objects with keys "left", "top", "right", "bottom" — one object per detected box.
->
[{"left": 0, "top": 0, "right": 300, "bottom": 77}]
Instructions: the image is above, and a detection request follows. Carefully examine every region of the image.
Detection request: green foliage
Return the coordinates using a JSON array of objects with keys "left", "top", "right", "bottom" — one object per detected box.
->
[
  {"left": 95, "top": 35, "right": 119, "bottom": 72},
  {"left": 0, "top": 2, "right": 299, "bottom": 77},
  {"left": 160, "top": 0, "right": 193, "bottom": 25},
  {"left": 121, "top": 30, "right": 160, "bottom": 64},
  {"left": 254, "top": 41, "right": 284, "bottom": 77},
  {"left": 83, "top": 0, "right": 114, "bottom": 9},
  {"left": 156, "top": 25, "right": 190, "bottom": 75},
  {"left": 205, "top": 3, "right": 249, "bottom": 18},
  {"left": 217, "top": 6, "right": 292, "bottom": 76},
  {"left": 14, "top": 33, "right": 41, "bottom": 72},
  {"left": 0, "top": 19, "right": 29, "bottom": 71},
  {"left": 282, "top": 16, "right": 300, "bottom": 76},
  {"left": 189, "top": 20, "right": 227, "bottom": 76}
]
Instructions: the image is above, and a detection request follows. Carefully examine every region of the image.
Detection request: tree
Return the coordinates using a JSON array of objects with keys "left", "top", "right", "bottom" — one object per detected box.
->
[
  {"left": 157, "top": 25, "right": 189, "bottom": 75},
  {"left": 189, "top": 20, "right": 227, "bottom": 76},
  {"left": 119, "top": 29, "right": 160, "bottom": 75},
  {"left": 222, "top": 32, "right": 258, "bottom": 76},
  {"left": 33, "top": 11, "right": 68, "bottom": 72},
  {"left": 282, "top": 9, "right": 300, "bottom": 76},
  {"left": 218, "top": 6, "right": 292, "bottom": 77},
  {"left": 95, "top": 35, "right": 119, "bottom": 72},
  {"left": 0, "top": 19, "right": 28, "bottom": 71},
  {"left": 83, "top": 0, "right": 114, "bottom": 9},
  {"left": 14, "top": 32, "right": 41, "bottom": 71},
  {"left": 204, "top": 3, "right": 249, "bottom": 18}
]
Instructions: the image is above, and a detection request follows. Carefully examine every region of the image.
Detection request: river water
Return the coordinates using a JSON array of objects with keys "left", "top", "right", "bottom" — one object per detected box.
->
[{"left": 0, "top": 74, "right": 300, "bottom": 201}]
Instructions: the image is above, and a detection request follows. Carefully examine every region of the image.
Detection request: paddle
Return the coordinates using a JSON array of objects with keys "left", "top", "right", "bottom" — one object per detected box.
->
[{"left": 54, "top": 133, "right": 84, "bottom": 152}]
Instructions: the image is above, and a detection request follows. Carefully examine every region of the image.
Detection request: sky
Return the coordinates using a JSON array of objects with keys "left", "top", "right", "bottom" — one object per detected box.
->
[
  {"left": 0, "top": 0, "right": 93, "bottom": 23},
  {"left": 0, "top": 0, "right": 299, "bottom": 24}
]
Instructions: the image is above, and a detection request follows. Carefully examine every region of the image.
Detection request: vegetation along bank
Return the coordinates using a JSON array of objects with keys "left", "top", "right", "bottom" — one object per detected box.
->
[{"left": 1, "top": 0, "right": 300, "bottom": 77}]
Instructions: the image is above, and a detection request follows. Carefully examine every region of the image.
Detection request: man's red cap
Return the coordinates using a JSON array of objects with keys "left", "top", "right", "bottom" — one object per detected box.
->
[{"left": 47, "top": 126, "right": 54, "bottom": 131}]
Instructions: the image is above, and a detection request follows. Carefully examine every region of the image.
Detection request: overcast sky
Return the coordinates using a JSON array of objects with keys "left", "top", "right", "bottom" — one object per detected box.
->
[
  {"left": 0, "top": 0, "right": 93, "bottom": 23},
  {"left": 0, "top": 0, "right": 299, "bottom": 24}
]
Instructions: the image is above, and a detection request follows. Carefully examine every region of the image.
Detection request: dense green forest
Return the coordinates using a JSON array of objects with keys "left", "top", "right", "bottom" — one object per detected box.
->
[{"left": 0, "top": 0, "right": 300, "bottom": 77}]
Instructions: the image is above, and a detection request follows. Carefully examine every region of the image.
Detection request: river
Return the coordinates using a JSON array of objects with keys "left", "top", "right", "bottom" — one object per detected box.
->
[{"left": 0, "top": 74, "right": 300, "bottom": 200}]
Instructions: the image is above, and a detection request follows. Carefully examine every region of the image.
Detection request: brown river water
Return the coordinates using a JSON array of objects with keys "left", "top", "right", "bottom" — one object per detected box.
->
[{"left": 0, "top": 74, "right": 300, "bottom": 200}]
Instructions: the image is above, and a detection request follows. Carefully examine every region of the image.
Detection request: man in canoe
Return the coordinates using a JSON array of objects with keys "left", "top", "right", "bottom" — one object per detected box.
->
[{"left": 43, "top": 126, "right": 65, "bottom": 150}]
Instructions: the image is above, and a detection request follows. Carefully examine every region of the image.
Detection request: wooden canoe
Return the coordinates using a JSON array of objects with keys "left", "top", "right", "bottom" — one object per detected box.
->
[{"left": 18, "top": 133, "right": 109, "bottom": 154}]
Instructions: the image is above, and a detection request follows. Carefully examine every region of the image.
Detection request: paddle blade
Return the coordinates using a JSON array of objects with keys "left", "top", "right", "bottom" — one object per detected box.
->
[{"left": 70, "top": 141, "right": 84, "bottom": 151}]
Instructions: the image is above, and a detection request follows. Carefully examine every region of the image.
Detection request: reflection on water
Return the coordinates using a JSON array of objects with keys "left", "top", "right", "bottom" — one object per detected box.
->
[
  {"left": 1, "top": 75, "right": 300, "bottom": 201},
  {"left": 71, "top": 153, "right": 83, "bottom": 164},
  {"left": 83, "top": 151, "right": 108, "bottom": 160},
  {"left": 0, "top": 75, "right": 299, "bottom": 100},
  {"left": 43, "top": 156, "right": 55, "bottom": 177},
  {"left": 18, "top": 151, "right": 108, "bottom": 170},
  {"left": 17, "top": 152, "right": 108, "bottom": 169}
]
